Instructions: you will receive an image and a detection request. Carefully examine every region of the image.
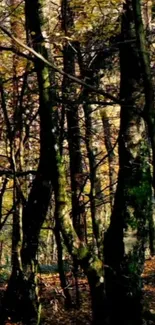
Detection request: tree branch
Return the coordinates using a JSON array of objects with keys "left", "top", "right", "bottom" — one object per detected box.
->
[
  {"left": 0, "top": 24, "right": 121, "bottom": 105},
  {"left": 0, "top": 45, "right": 34, "bottom": 61}
]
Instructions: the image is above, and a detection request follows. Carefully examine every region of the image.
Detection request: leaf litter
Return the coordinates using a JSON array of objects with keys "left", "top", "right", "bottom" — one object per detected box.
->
[{"left": 1, "top": 258, "right": 155, "bottom": 325}]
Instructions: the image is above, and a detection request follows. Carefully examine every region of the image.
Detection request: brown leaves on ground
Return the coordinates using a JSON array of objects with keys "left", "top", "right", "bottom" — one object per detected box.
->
[
  {"left": 39, "top": 273, "right": 92, "bottom": 325},
  {"left": 142, "top": 257, "right": 155, "bottom": 324},
  {"left": 1, "top": 259, "right": 155, "bottom": 325}
]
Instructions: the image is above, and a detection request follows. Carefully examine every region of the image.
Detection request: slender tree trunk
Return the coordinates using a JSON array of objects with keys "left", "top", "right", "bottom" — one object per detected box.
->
[
  {"left": 54, "top": 221, "right": 72, "bottom": 308},
  {"left": 0, "top": 241, "right": 3, "bottom": 266},
  {"left": 101, "top": 109, "right": 117, "bottom": 210},
  {"left": 0, "top": 2, "right": 27, "bottom": 322},
  {"left": 83, "top": 91, "right": 105, "bottom": 259},
  {"left": 61, "top": 0, "right": 87, "bottom": 306},
  {"left": 61, "top": 0, "right": 86, "bottom": 243},
  {"left": 76, "top": 47, "right": 108, "bottom": 258}
]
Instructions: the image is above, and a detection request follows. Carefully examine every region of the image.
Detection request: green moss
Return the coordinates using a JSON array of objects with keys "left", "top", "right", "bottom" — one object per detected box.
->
[
  {"left": 78, "top": 245, "right": 88, "bottom": 260},
  {"left": 91, "top": 259, "right": 103, "bottom": 272},
  {"left": 42, "top": 67, "right": 50, "bottom": 88}
]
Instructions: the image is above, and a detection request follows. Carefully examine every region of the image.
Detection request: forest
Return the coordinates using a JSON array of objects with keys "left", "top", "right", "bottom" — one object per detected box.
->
[{"left": 0, "top": 0, "right": 155, "bottom": 324}]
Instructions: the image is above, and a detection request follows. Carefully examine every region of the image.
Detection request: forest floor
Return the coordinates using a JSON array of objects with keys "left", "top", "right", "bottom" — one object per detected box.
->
[
  {"left": 142, "top": 257, "right": 155, "bottom": 324},
  {"left": 40, "top": 258, "right": 155, "bottom": 325},
  {"left": 1, "top": 258, "right": 155, "bottom": 325},
  {"left": 39, "top": 274, "right": 92, "bottom": 325}
]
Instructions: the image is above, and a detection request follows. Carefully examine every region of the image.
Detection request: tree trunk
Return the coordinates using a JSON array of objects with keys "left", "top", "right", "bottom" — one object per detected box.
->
[
  {"left": 131, "top": 0, "right": 155, "bottom": 256},
  {"left": 61, "top": 0, "right": 86, "bottom": 243},
  {"left": 76, "top": 49, "right": 109, "bottom": 258},
  {"left": 61, "top": 0, "right": 87, "bottom": 306},
  {"left": 101, "top": 109, "right": 117, "bottom": 210},
  {"left": 83, "top": 91, "right": 106, "bottom": 259},
  {"left": 104, "top": 2, "right": 152, "bottom": 324},
  {"left": 0, "top": 0, "right": 59, "bottom": 323},
  {"left": 131, "top": 0, "right": 155, "bottom": 190},
  {"left": 87, "top": 271, "right": 107, "bottom": 325},
  {"left": 53, "top": 146, "right": 106, "bottom": 324},
  {"left": 54, "top": 221, "right": 72, "bottom": 308}
]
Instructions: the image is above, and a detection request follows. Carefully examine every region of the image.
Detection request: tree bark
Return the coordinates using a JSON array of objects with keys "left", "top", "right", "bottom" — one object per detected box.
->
[
  {"left": 54, "top": 220, "right": 72, "bottom": 308},
  {"left": 0, "top": 0, "right": 58, "bottom": 323},
  {"left": 132, "top": 0, "right": 155, "bottom": 256},
  {"left": 101, "top": 109, "right": 117, "bottom": 210},
  {"left": 61, "top": 0, "right": 86, "bottom": 243},
  {"left": 132, "top": 0, "right": 155, "bottom": 190},
  {"left": 104, "top": 2, "right": 152, "bottom": 324}
]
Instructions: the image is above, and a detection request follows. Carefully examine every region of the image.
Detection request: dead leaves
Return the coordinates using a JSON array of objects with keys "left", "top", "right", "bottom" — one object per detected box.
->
[
  {"left": 38, "top": 273, "right": 92, "bottom": 325},
  {"left": 142, "top": 257, "right": 155, "bottom": 322},
  {"left": 2, "top": 259, "right": 155, "bottom": 325}
]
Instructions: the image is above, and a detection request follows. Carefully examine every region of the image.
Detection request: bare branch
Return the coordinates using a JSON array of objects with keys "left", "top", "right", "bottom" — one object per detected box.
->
[{"left": 0, "top": 24, "right": 121, "bottom": 105}]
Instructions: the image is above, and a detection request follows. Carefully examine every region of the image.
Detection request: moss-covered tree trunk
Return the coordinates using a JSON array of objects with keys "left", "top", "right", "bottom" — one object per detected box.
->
[
  {"left": 61, "top": 0, "right": 86, "bottom": 243},
  {"left": 61, "top": 0, "right": 86, "bottom": 306},
  {"left": 52, "top": 143, "right": 107, "bottom": 323},
  {"left": 0, "top": 0, "right": 58, "bottom": 324},
  {"left": 104, "top": 2, "right": 152, "bottom": 325}
]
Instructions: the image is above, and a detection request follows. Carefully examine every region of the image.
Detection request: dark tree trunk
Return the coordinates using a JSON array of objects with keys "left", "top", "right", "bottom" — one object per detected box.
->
[
  {"left": 0, "top": 0, "right": 59, "bottom": 323},
  {"left": 104, "top": 1, "right": 152, "bottom": 325},
  {"left": 87, "top": 271, "right": 107, "bottom": 325},
  {"left": 101, "top": 110, "right": 116, "bottom": 209},
  {"left": 61, "top": 0, "right": 86, "bottom": 243},
  {"left": 148, "top": 213, "right": 155, "bottom": 256},
  {"left": 83, "top": 89, "right": 105, "bottom": 259},
  {"left": 131, "top": 0, "right": 155, "bottom": 256},
  {"left": 61, "top": 0, "right": 86, "bottom": 306}
]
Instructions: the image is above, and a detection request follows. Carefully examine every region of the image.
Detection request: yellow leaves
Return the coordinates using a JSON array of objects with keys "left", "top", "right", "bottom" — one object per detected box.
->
[
  {"left": 70, "top": 0, "right": 85, "bottom": 9},
  {"left": 0, "top": 33, "right": 8, "bottom": 45},
  {"left": 91, "top": 258, "right": 103, "bottom": 271},
  {"left": 2, "top": 181, "right": 13, "bottom": 216},
  {"left": 75, "top": 20, "right": 92, "bottom": 33},
  {"left": 70, "top": 0, "right": 123, "bottom": 42}
]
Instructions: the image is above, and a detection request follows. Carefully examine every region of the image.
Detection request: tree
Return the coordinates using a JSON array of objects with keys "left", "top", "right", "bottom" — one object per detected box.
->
[
  {"left": 104, "top": 1, "right": 152, "bottom": 324},
  {"left": 132, "top": 0, "right": 155, "bottom": 256}
]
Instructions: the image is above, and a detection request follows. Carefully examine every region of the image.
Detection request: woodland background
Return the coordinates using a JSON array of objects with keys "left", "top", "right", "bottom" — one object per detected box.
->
[{"left": 0, "top": 0, "right": 155, "bottom": 325}]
